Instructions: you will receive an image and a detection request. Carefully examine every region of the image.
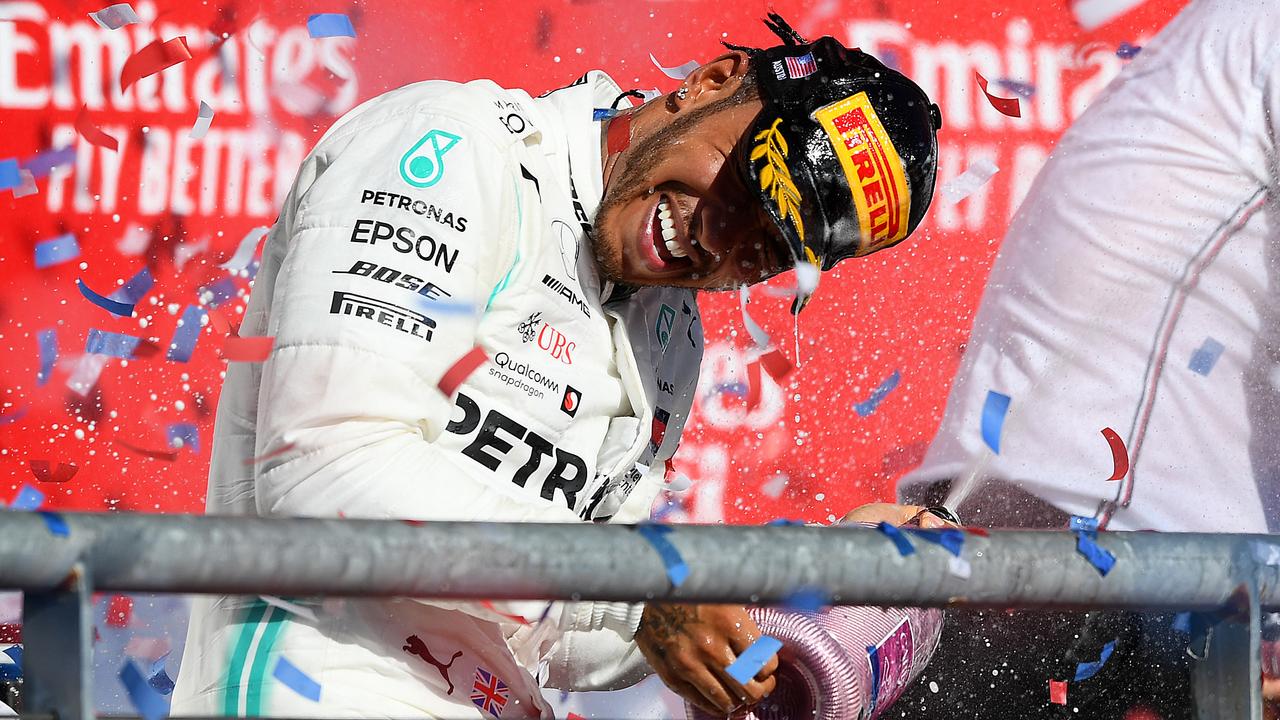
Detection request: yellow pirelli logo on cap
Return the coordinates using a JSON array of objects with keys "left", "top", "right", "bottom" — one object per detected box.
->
[{"left": 813, "top": 92, "right": 910, "bottom": 253}]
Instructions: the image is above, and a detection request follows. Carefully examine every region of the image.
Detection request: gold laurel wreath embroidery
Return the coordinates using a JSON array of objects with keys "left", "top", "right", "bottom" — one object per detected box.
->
[{"left": 750, "top": 118, "right": 805, "bottom": 242}]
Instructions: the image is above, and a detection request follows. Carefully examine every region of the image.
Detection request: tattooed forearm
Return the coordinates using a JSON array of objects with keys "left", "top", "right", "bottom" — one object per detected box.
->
[{"left": 640, "top": 603, "right": 698, "bottom": 644}]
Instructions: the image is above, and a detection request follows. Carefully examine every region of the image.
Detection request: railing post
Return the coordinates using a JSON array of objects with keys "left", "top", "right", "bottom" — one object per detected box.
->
[
  {"left": 1192, "top": 576, "right": 1263, "bottom": 719},
  {"left": 21, "top": 562, "right": 92, "bottom": 720}
]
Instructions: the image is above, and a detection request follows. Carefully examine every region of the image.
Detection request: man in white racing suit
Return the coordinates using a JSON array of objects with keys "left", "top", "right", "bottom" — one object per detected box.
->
[{"left": 173, "top": 14, "right": 943, "bottom": 717}]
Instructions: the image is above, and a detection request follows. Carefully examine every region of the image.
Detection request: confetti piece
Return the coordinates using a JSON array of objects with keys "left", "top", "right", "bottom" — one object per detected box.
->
[
  {"left": 712, "top": 381, "right": 748, "bottom": 399},
  {"left": 38, "top": 511, "right": 68, "bottom": 537},
  {"left": 23, "top": 145, "right": 76, "bottom": 178},
  {"left": 906, "top": 527, "right": 965, "bottom": 556},
  {"left": 637, "top": 88, "right": 663, "bottom": 103},
  {"left": 745, "top": 359, "right": 762, "bottom": 410},
  {"left": 0, "top": 159, "right": 20, "bottom": 191},
  {"left": 206, "top": 307, "right": 234, "bottom": 337},
  {"left": 89, "top": 2, "right": 140, "bottom": 29},
  {"left": 220, "top": 226, "right": 268, "bottom": 271},
  {"left": 77, "top": 278, "right": 135, "bottom": 317},
  {"left": 1116, "top": 42, "right": 1142, "bottom": 59},
  {"left": 1, "top": 647, "right": 22, "bottom": 681},
  {"left": 995, "top": 78, "right": 1035, "bottom": 99},
  {"left": 173, "top": 236, "right": 208, "bottom": 271},
  {"left": 478, "top": 599, "right": 532, "bottom": 625},
  {"left": 1074, "top": 531, "right": 1116, "bottom": 576},
  {"left": 117, "top": 439, "right": 179, "bottom": 462},
  {"left": 738, "top": 287, "right": 771, "bottom": 347},
  {"left": 1251, "top": 540, "right": 1280, "bottom": 568},
  {"left": 12, "top": 168, "right": 37, "bottom": 197},
  {"left": 767, "top": 519, "right": 805, "bottom": 526},
  {"left": 1100, "top": 427, "right": 1129, "bottom": 481},
  {"left": 260, "top": 595, "right": 318, "bottom": 623},
  {"left": 0, "top": 406, "right": 29, "bottom": 425},
  {"left": 636, "top": 524, "right": 689, "bottom": 587},
  {"left": 1189, "top": 337, "right": 1224, "bottom": 376},
  {"left": 947, "top": 555, "right": 972, "bottom": 579},
  {"left": 649, "top": 53, "right": 699, "bottom": 80},
  {"left": 200, "top": 277, "right": 238, "bottom": 308},
  {"left": 781, "top": 586, "right": 828, "bottom": 612},
  {"left": 1073, "top": 639, "right": 1115, "bottom": 681},
  {"left": 120, "top": 36, "right": 191, "bottom": 92},
  {"left": 724, "top": 635, "right": 783, "bottom": 685},
  {"left": 854, "top": 370, "right": 901, "bottom": 417},
  {"left": 106, "top": 594, "right": 133, "bottom": 628},
  {"left": 117, "top": 227, "right": 152, "bottom": 256},
  {"left": 1071, "top": 0, "right": 1148, "bottom": 31},
  {"left": 36, "top": 329, "right": 56, "bottom": 386},
  {"left": 1049, "top": 678, "right": 1067, "bottom": 705},
  {"left": 120, "top": 660, "right": 167, "bottom": 720},
  {"left": 67, "top": 354, "right": 108, "bottom": 396},
  {"left": 760, "top": 473, "right": 788, "bottom": 499},
  {"left": 592, "top": 108, "right": 617, "bottom": 121},
  {"left": 189, "top": 100, "right": 215, "bottom": 139},
  {"left": 147, "top": 656, "right": 174, "bottom": 695},
  {"left": 940, "top": 158, "right": 999, "bottom": 205},
  {"left": 1171, "top": 611, "right": 1192, "bottom": 635},
  {"left": 241, "top": 442, "right": 298, "bottom": 466},
  {"left": 1069, "top": 515, "right": 1100, "bottom": 534},
  {"left": 794, "top": 261, "right": 820, "bottom": 297},
  {"left": 10, "top": 484, "right": 44, "bottom": 511},
  {"left": 759, "top": 349, "right": 793, "bottom": 381},
  {"left": 167, "top": 305, "right": 207, "bottom": 362},
  {"left": 876, "top": 521, "right": 916, "bottom": 556},
  {"left": 86, "top": 329, "right": 142, "bottom": 358},
  {"left": 306, "top": 13, "right": 355, "bottom": 38},
  {"left": 29, "top": 460, "right": 78, "bottom": 483},
  {"left": 34, "top": 233, "right": 81, "bottom": 268},
  {"left": 111, "top": 268, "right": 155, "bottom": 305},
  {"left": 74, "top": 105, "right": 120, "bottom": 151},
  {"left": 981, "top": 390, "right": 1011, "bottom": 454},
  {"left": 166, "top": 423, "right": 200, "bottom": 453},
  {"left": 974, "top": 72, "right": 1021, "bottom": 118},
  {"left": 222, "top": 335, "right": 275, "bottom": 362}
]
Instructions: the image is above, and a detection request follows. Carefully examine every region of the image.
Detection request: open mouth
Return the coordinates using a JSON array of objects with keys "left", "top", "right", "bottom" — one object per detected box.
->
[{"left": 639, "top": 193, "right": 703, "bottom": 274}]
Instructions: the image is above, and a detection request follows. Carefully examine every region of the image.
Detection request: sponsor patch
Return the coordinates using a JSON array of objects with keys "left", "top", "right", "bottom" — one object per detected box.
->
[
  {"left": 655, "top": 304, "right": 676, "bottom": 350},
  {"left": 399, "top": 129, "right": 460, "bottom": 189},
  {"left": 359, "top": 189, "right": 468, "bottom": 232},
  {"left": 329, "top": 291, "right": 435, "bottom": 341},
  {"left": 813, "top": 92, "right": 911, "bottom": 253},
  {"left": 784, "top": 53, "right": 817, "bottom": 79},
  {"left": 470, "top": 667, "right": 509, "bottom": 717},
  {"left": 561, "top": 385, "right": 581, "bottom": 417}
]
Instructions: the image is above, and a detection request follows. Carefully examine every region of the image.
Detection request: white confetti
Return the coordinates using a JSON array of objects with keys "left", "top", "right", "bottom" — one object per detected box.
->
[
  {"left": 189, "top": 101, "right": 215, "bottom": 140},
  {"left": 11, "top": 169, "right": 37, "bottom": 198},
  {"left": 637, "top": 87, "right": 663, "bottom": 103},
  {"left": 940, "top": 158, "right": 999, "bottom": 206},
  {"left": 665, "top": 472, "right": 692, "bottom": 492},
  {"left": 117, "top": 227, "right": 151, "bottom": 256},
  {"left": 649, "top": 53, "right": 699, "bottom": 81},
  {"left": 761, "top": 473, "right": 789, "bottom": 499},
  {"left": 67, "top": 354, "right": 110, "bottom": 396},
  {"left": 173, "top": 237, "right": 209, "bottom": 272},
  {"left": 88, "top": 2, "right": 139, "bottom": 30},
  {"left": 738, "top": 287, "right": 771, "bottom": 348},
  {"left": 260, "top": 595, "right": 318, "bottom": 623},
  {"left": 1253, "top": 541, "right": 1280, "bottom": 568},
  {"left": 1071, "top": 0, "right": 1148, "bottom": 31},
  {"left": 220, "top": 226, "right": 268, "bottom": 271},
  {"left": 794, "top": 261, "right": 820, "bottom": 296},
  {"left": 948, "top": 555, "right": 972, "bottom": 580}
]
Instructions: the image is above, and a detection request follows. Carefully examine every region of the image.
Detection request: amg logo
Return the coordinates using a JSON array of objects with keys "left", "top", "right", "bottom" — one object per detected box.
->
[
  {"left": 541, "top": 274, "right": 590, "bottom": 317},
  {"left": 329, "top": 291, "right": 435, "bottom": 341}
]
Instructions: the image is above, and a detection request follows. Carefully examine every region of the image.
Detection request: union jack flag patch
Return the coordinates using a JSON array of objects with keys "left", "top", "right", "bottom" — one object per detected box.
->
[
  {"left": 470, "top": 667, "right": 510, "bottom": 717},
  {"left": 785, "top": 53, "right": 817, "bottom": 79}
]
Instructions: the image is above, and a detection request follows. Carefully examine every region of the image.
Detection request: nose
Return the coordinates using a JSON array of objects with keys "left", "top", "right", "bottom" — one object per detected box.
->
[{"left": 696, "top": 199, "right": 780, "bottom": 284}]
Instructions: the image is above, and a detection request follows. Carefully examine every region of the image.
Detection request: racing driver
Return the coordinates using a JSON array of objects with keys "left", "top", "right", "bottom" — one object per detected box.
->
[{"left": 172, "top": 14, "right": 942, "bottom": 718}]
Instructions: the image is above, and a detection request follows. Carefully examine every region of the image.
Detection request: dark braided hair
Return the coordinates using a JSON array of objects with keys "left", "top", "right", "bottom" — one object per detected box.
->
[{"left": 717, "top": 11, "right": 808, "bottom": 105}]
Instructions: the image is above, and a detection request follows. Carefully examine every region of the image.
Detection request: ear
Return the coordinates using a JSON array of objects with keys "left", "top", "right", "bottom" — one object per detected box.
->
[{"left": 669, "top": 50, "right": 750, "bottom": 112}]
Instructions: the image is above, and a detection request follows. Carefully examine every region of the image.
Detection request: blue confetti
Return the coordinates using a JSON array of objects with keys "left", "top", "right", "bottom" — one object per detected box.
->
[
  {"left": 147, "top": 654, "right": 175, "bottom": 696},
  {"left": 781, "top": 586, "right": 828, "bottom": 612},
  {"left": 120, "top": 660, "right": 168, "bottom": 720},
  {"left": 306, "top": 13, "right": 355, "bottom": 38},
  {"left": 11, "top": 484, "right": 44, "bottom": 511},
  {"left": 1189, "top": 337, "right": 1224, "bottom": 376},
  {"left": 713, "top": 381, "right": 748, "bottom": 399},
  {"left": 111, "top": 268, "right": 155, "bottom": 304},
  {"left": 636, "top": 524, "right": 690, "bottom": 587},
  {"left": 0, "top": 646, "right": 22, "bottom": 681},
  {"left": 166, "top": 423, "right": 199, "bottom": 453},
  {"left": 1116, "top": 42, "right": 1142, "bottom": 59},
  {"left": 77, "top": 278, "right": 136, "bottom": 317},
  {"left": 23, "top": 146, "right": 76, "bottom": 179},
  {"left": 166, "top": 305, "right": 207, "bottom": 362},
  {"left": 766, "top": 518, "right": 805, "bottom": 526},
  {"left": 273, "top": 656, "right": 322, "bottom": 701},
  {"left": 981, "top": 390, "right": 1011, "bottom": 453},
  {"left": 1069, "top": 515, "right": 1099, "bottom": 535},
  {"left": 34, "top": 233, "right": 81, "bottom": 269},
  {"left": 724, "top": 635, "right": 782, "bottom": 685},
  {"left": 1073, "top": 639, "right": 1116, "bottom": 681},
  {"left": 201, "top": 277, "right": 238, "bottom": 308},
  {"left": 1171, "top": 611, "right": 1192, "bottom": 635},
  {"left": 0, "top": 158, "right": 19, "bottom": 191},
  {"left": 593, "top": 108, "right": 618, "bottom": 121},
  {"left": 876, "top": 521, "right": 916, "bottom": 556},
  {"left": 86, "top": 329, "right": 141, "bottom": 358},
  {"left": 854, "top": 370, "right": 901, "bottom": 417},
  {"left": 996, "top": 78, "right": 1036, "bottom": 99},
  {"left": 37, "top": 328, "right": 56, "bottom": 386},
  {"left": 1074, "top": 531, "right": 1115, "bottom": 576},
  {"left": 38, "top": 511, "right": 69, "bottom": 537},
  {"left": 906, "top": 527, "right": 965, "bottom": 557}
]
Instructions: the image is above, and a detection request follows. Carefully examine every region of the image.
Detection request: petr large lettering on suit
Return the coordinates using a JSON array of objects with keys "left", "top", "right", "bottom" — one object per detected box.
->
[{"left": 446, "top": 391, "right": 588, "bottom": 509}]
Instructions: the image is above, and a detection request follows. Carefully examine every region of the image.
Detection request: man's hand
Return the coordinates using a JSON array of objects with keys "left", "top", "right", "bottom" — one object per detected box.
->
[
  {"left": 635, "top": 603, "right": 777, "bottom": 716},
  {"left": 840, "top": 502, "right": 956, "bottom": 529}
]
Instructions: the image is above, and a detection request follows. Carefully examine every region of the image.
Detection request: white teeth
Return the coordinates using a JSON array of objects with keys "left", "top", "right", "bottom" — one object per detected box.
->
[
  {"left": 661, "top": 225, "right": 676, "bottom": 242},
  {"left": 665, "top": 238, "right": 687, "bottom": 257}
]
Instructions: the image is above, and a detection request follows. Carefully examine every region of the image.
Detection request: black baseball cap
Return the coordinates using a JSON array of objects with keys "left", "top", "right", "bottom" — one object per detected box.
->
[{"left": 735, "top": 15, "right": 942, "bottom": 304}]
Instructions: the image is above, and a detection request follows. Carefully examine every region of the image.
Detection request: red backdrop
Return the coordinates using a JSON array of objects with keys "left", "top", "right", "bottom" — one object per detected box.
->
[{"left": 0, "top": 0, "right": 1185, "bottom": 523}]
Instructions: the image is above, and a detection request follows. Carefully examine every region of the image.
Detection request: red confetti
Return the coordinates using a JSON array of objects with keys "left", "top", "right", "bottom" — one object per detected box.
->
[
  {"left": 1100, "top": 427, "right": 1129, "bottom": 482},
  {"left": 74, "top": 105, "right": 119, "bottom": 151},
  {"left": 120, "top": 36, "right": 192, "bottom": 91},
  {"left": 479, "top": 600, "right": 530, "bottom": 625},
  {"left": 241, "top": 442, "right": 298, "bottom": 467},
  {"left": 607, "top": 112, "right": 631, "bottom": 155},
  {"left": 116, "top": 439, "right": 179, "bottom": 462},
  {"left": 975, "top": 72, "right": 1021, "bottom": 118},
  {"left": 964, "top": 526, "right": 990, "bottom": 537},
  {"left": 106, "top": 595, "right": 132, "bottom": 628},
  {"left": 1049, "top": 679, "right": 1068, "bottom": 705},
  {"left": 207, "top": 308, "right": 234, "bottom": 337},
  {"left": 746, "top": 359, "right": 763, "bottom": 410},
  {"left": 437, "top": 346, "right": 488, "bottom": 398},
  {"left": 221, "top": 334, "right": 275, "bottom": 362},
  {"left": 759, "top": 349, "right": 793, "bottom": 380},
  {"left": 29, "top": 460, "right": 78, "bottom": 483}
]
